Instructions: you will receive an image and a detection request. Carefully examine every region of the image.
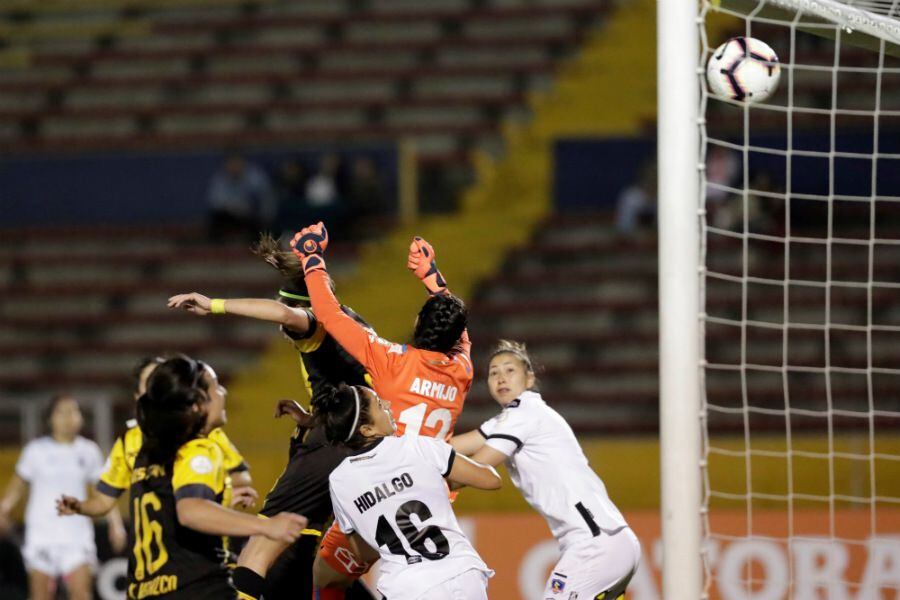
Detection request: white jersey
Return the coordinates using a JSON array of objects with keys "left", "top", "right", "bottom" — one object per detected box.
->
[
  {"left": 479, "top": 391, "right": 628, "bottom": 551},
  {"left": 15, "top": 436, "right": 104, "bottom": 548},
  {"left": 329, "top": 435, "right": 491, "bottom": 599}
]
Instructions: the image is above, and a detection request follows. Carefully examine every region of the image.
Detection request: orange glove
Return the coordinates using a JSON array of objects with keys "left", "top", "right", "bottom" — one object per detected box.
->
[
  {"left": 290, "top": 222, "right": 329, "bottom": 275},
  {"left": 407, "top": 236, "right": 447, "bottom": 295}
]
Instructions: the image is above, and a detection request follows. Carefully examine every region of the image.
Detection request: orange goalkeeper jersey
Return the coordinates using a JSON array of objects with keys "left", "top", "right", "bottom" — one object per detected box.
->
[{"left": 306, "top": 269, "right": 472, "bottom": 440}]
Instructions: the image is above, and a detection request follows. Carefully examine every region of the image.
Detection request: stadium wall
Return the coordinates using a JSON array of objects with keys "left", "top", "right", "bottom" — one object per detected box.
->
[{"left": 0, "top": 145, "right": 397, "bottom": 225}]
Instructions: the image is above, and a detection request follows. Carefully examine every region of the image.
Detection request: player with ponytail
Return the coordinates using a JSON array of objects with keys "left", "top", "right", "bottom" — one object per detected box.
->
[
  {"left": 290, "top": 223, "right": 475, "bottom": 596},
  {"left": 320, "top": 383, "right": 500, "bottom": 599},
  {"left": 168, "top": 234, "right": 378, "bottom": 600},
  {"left": 59, "top": 356, "right": 308, "bottom": 599}
]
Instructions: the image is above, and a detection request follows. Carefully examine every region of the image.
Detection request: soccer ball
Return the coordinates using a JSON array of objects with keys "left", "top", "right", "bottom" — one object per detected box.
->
[{"left": 707, "top": 37, "right": 781, "bottom": 103}]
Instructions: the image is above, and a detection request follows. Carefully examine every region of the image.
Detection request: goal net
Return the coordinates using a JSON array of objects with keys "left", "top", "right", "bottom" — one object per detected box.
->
[{"left": 699, "top": 0, "right": 900, "bottom": 598}]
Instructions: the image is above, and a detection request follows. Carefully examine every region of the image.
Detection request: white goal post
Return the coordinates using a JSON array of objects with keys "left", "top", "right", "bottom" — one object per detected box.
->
[
  {"left": 659, "top": 0, "right": 900, "bottom": 598},
  {"left": 657, "top": 1, "right": 703, "bottom": 599}
]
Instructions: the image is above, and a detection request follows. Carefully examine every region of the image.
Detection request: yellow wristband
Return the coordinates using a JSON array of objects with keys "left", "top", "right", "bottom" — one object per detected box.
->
[{"left": 210, "top": 299, "right": 226, "bottom": 314}]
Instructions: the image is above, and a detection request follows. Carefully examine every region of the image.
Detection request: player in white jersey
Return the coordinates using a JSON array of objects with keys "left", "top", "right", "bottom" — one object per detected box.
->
[
  {"left": 320, "top": 383, "right": 501, "bottom": 600},
  {"left": 0, "top": 395, "right": 121, "bottom": 600},
  {"left": 451, "top": 340, "right": 641, "bottom": 600}
]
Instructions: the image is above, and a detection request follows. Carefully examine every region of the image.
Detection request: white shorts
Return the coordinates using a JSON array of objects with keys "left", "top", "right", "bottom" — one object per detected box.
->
[
  {"left": 415, "top": 568, "right": 490, "bottom": 600},
  {"left": 543, "top": 528, "right": 641, "bottom": 600},
  {"left": 23, "top": 542, "right": 97, "bottom": 578}
]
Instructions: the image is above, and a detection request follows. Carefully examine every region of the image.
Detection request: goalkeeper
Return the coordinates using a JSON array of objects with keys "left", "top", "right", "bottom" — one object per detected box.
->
[{"left": 290, "top": 223, "right": 473, "bottom": 599}]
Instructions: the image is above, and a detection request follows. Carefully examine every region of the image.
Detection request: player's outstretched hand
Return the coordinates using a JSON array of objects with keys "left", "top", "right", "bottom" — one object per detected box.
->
[
  {"left": 290, "top": 222, "right": 329, "bottom": 275},
  {"left": 273, "top": 399, "right": 314, "bottom": 429},
  {"left": 230, "top": 486, "right": 259, "bottom": 510},
  {"left": 407, "top": 236, "right": 447, "bottom": 295},
  {"left": 263, "top": 512, "right": 308, "bottom": 543},
  {"left": 56, "top": 495, "right": 82, "bottom": 516},
  {"left": 167, "top": 293, "right": 213, "bottom": 316}
]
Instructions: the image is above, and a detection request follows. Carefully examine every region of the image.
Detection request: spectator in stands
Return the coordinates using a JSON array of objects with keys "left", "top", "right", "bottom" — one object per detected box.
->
[
  {"left": 207, "top": 150, "right": 276, "bottom": 242},
  {"left": 347, "top": 156, "right": 391, "bottom": 239},
  {"left": 714, "top": 170, "right": 780, "bottom": 234},
  {"left": 305, "top": 153, "right": 341, "bottom": 207},
  {"left": 749, "top": 171, "right": 782, "bottom": 234},
  {"left": 706, "top": 145, "right": 741, "bottom": 223},
  {"left": 304, "top": 153, "right": 349, "bottom": 234},
  {"left": 274, "top": 158, "right": 309, "bottom": 236},
  {"left": 615, "top": 160, "right": 657, "bottom": 235}
]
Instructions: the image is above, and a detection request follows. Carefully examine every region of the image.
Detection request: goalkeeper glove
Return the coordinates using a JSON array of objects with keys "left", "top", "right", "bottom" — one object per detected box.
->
[
  {"left": 407, "top": 236, "right": 447, "bottom": 295},
  {"left": 290, "top": 222, "right": 329, "bottom": 275}
]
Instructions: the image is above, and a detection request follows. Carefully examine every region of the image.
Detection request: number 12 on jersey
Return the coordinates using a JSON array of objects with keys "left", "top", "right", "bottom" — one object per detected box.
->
[{"left": 397, "top": 403, "right": 452, "bottom": 439}]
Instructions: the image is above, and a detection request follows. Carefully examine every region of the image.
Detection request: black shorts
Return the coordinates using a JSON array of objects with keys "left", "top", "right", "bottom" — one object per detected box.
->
[
  {"left": 259, "top": 427, "right": 348, "bottom": 531},
  {"left": 262, "top": 535, "right": 318, "bottom": 600}
]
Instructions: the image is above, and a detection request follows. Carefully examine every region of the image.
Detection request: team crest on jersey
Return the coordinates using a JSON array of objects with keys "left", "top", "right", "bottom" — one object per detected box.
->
[
  {"left": 189, "top": 455, "right": 213, "bottom": 474},
  {"left": 551, "top": 575, "right": 566, "bottom": 593}
]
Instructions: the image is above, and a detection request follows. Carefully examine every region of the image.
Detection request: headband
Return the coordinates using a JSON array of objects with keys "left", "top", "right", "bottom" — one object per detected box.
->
[
  {"left": 491, "top": 347, "right": 533, "bottom": 372},
  {"left": 345, "top": 387, "right": 361, "bottom": 442},
  {"left": 279, "top": 290, "right": 310, "bottom": 302}
]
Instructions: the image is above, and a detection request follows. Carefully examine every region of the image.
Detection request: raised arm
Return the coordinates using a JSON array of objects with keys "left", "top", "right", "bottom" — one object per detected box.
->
[
  {"left": 168, "top": 293, "right": 311, "bottom": 335},
  {"left": 407, "top": 236, "right": 449, "bottom": 296},
  {"left": 407, "top": 236, "right": 470, "bottom": 361},
  {"left": 290, "top": 223, "right": 393, "bottom": 378}
]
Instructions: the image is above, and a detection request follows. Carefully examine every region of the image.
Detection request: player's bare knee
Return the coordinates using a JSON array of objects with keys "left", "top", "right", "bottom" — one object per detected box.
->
[
  {"left": 28, "top": 573, "right": 53, "bottom": 600},
  {"left": 67, "top": 586, "right": 92, "bottom": 600}
]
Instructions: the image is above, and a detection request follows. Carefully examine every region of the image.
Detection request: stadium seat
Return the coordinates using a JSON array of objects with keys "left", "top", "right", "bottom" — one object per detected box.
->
[{"left": 463, "top": 210, "right": 900, "bottom": 434}]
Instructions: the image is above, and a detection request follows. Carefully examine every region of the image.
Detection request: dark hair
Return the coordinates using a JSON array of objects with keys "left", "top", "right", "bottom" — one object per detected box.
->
[
  {"left": 136, "top": 356, "right": 210, "bottom": 464},
  {"left": 253, "top": 233, "right": 339, "bottom": 309},
  {"left": 313, "top": 384, "right": 374, "bottom": 450},
  {"left": 132, "top": 356, "right": 165, "bottom": 394},
  {"left": 44, "top": 393, "right": 78, "bottom": 434},
  {"left": 252, "top": 233, "right": 302, "bottom": 279},
  {"left": 413, "top": 294, "right": 468, "bottom": 354},
  {"left": 252, "top": 232, "right": 318, "bottom": 309}
]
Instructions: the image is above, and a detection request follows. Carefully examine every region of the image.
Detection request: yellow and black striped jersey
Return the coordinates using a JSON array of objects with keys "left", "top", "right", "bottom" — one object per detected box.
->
[
  {"left": 126, "top": 438, "right": 234, "bottom": 599},
  {"left": 283, "top": 305, "right": 371, "bottom": 409},
  {"left": 259, "top": 305, "right": 370, "bottom": 528},
  {"left": 98, "top": 422, "right": 247, "bottom": 501}
]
